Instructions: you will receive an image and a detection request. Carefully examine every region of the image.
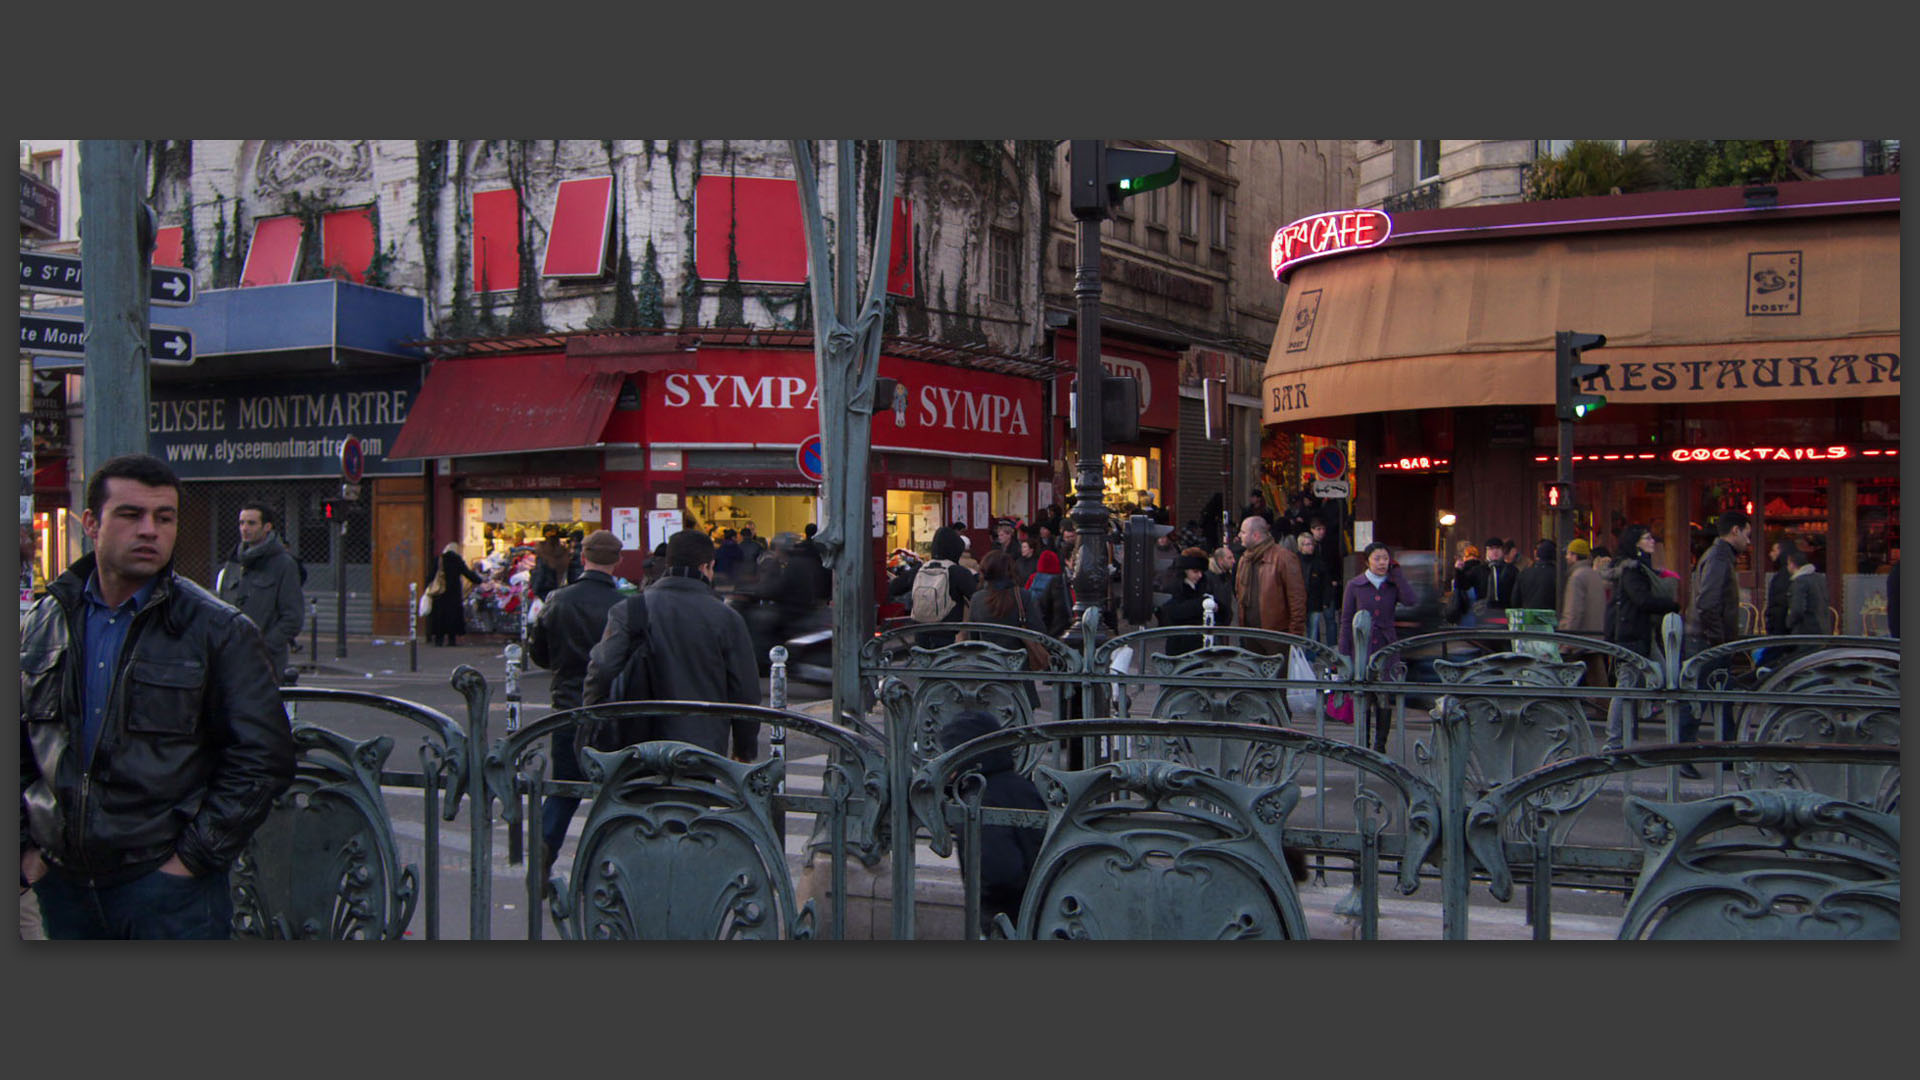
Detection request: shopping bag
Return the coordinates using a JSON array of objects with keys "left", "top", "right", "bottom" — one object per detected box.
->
[
  {"left": 416, "top": 593, "right": 431, "bottom": 618},
  {"left": 1285, "top": 646, "right": 1317, "bottom": 716}
]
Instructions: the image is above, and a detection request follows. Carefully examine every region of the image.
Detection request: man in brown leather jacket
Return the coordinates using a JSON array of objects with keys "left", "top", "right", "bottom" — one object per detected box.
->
[{"left": 1232, "top": 515, "right": 1307, "bottom": 654}]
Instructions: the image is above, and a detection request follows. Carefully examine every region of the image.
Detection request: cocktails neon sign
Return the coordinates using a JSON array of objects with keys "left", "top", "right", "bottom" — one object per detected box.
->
[
  {"left": 1530, "top": 445, "right": 1898, "bottom": 466},
  {"left": 1271, "top": 209, "right": 1392, "bottom": 280}
]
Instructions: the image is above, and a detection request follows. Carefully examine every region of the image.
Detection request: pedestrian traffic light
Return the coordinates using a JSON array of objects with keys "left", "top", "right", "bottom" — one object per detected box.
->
[
  {"left": 323, "top": 500, "right": 337, "bottom": 520},
  {"left": 1545, "top": 482, "right": 1574, "bottom": 510},
  {"left": 1070, "top": 141, "right": 1181, "bottom": 218},
  {"left": 1121, "top": 513, "right": 1174, "bottom": 627},
  {"left": 1555, "top": 331, "right": 1608, "bottom": 421},
  {"left": 1103, "top": 376, "right": 1141, "bottom": 444}
]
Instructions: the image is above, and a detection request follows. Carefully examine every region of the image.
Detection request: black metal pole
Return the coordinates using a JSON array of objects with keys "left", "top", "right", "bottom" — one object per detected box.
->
[
  {"left": 334, "top": 519, "right": 347, "bottom": 658},
  {"left": 1069, "top": 144, "right": 1110, "bottom": 625}
]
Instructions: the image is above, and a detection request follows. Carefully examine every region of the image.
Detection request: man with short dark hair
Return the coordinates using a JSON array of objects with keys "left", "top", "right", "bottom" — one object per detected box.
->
[
  {"left": 216, "top": 501, "right": 305, "bottom": 682},
  {"left": 583, "top": 529, "right": 761, "bottom": 761},
  {"left": 21, "top": 454, "right": 295, "bottom": 938},
  {"left": 1483, "top": 536, "right": 1517, "bottom": 616},
  {"left": 1296, "top": 530, "right": 1334, "bottom": 648},
  {"left": 1679, "top": 509, "right": 1753, "bottom": 755},
  {"left": 528, "top": 529, "right": 628, "bottom": 872}
]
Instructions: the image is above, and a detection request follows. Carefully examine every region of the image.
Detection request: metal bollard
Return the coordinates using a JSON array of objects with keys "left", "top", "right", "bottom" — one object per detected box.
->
[
  {"left": 308, "top": 599, "right": 319, "bottom": 665},
  {"left": 408, "top": 582, "right": 419, "bottom": 673},
  {"left": 1202, "top": 593, "right": 1217, "bottom": 648},
  {"left": 503, "top": 642, "right": 523, "bottom": 734},
  {"left": 768, "top": 644, "right": 788, "bottom": 835}
]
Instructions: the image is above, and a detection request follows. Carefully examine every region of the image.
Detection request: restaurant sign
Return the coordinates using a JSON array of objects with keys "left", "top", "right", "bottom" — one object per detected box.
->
[{"left": 1271, "top": 209, "right": 1391, "bottom": 281}]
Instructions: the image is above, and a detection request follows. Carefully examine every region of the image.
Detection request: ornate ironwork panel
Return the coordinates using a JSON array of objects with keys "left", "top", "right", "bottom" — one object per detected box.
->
[
  {"left": 1425, "top": 650, "right": 1605, "bottom": 841},
  {"left": 872, "top": 631, "right": 1052, "bottom": 774},
  {"left": 1727, "top": 646, "right": 1901, "bottom": 809},
  {"left": 1618, "top": 789, "right": 1899, "bottom": 940},
  {"left": 1009, "top": 759, "right": 1308, "bottom": 940},
  {"left": 549, "top": 742, "right": 815, "bottom": 941},
  {"left": 233, "top": 727, "right": 419, "bottom": 940}
]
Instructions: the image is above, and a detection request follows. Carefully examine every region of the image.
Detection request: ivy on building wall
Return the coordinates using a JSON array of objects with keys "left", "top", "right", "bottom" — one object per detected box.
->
[
  {"left": 504, "top": 139, "right": 545, "bottom": 334},
  {"left": 416, "top": 139, "right": 449, "bottom": 326},
  {"left": 209, "top": 194, "right": 244, "bottom": 289},
  {"left": 637, "top": 237, "right": 666, "bottom": 329},
  {"left": 445, "top": 140, "right": 478, "bottom": 339}
]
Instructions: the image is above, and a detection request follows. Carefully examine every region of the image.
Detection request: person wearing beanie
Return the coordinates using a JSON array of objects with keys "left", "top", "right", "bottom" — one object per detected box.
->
[
  {"left": 1025, "top": 547, "right": 1073, "bottom": 637},
  {"left": 886, "top": 524, "right": 979, "bottom": 648}
]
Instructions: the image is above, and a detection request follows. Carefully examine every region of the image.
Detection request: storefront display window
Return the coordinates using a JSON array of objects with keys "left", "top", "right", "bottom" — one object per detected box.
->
[
  {"left": 1102, "top": 450, "right": 1161, "bottom": 514},
  {"left": 683, "top": 492, "right": 818, "bottom": 543},
  {"left": 461, "top": 493, "right": 600, "bottom": 563},
  {"left": 991, "top": 465, "right": 1032, "bottom": 524},
  {"left": 30, "top": 509, "right": 83, "bottom": 596},
  {"left": 885, "top": 489, "right": 943, "bottom": 558}
]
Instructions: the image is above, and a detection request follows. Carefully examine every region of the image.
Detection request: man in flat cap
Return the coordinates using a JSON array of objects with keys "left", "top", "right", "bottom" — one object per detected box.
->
[{"left": 527, "top": 528, "right": 627, "bottom": 872}]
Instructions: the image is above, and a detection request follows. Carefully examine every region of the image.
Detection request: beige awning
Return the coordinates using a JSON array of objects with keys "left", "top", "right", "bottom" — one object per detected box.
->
[{"left": 1263, "top": 214, "right": 1900, "bottom": 423}]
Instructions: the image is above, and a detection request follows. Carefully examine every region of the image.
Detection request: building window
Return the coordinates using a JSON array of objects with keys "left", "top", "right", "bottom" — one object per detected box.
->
[
  {"left": 1209, "top": 190, "right": 1227, "bottom": 249},
  {"left": 1147, "top": 185, "right": 1167, "bottom": 227},
  {"left": 1179, "top": 179, "right": 1198, "bottom": 238},
  {"left": 33, "top": 152, "right": 60, "bottom": 187},
  {"left": 990, "top": 230, "right": 1017, "bottom": 304},
  {"left": 1417, "top": 140, "right": 1443, "bottom": 182}
]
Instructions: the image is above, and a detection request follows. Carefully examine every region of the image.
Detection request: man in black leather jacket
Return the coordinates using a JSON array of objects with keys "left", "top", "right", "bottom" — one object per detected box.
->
[
  {"left": 20, "top": 454, "right": 294, "bottom": 938},
  {"left": 527, "top": 529, "right": 628, "bottom": 874}
]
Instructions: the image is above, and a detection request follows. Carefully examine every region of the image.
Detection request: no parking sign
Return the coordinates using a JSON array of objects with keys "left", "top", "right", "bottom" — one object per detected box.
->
[{"left": 797, "top": 434, "right": 825, "bottom": 483}]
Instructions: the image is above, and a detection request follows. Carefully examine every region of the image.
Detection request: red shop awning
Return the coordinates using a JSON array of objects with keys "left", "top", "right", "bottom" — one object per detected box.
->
[{"left": 386, "top": 353, "right": 626, "bottom": 460}]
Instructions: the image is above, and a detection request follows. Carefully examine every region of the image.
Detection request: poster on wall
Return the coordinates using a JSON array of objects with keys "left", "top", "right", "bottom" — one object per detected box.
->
[
  {"left": 950, "top": 491, "right": 967, "bottom": 530},
  {"left": 481, "top": 498, "right": 506, "bottom": 524},
  {"left": 872, "top": 496, "right": 885, "bottom": 539},
  {"left": 1037, "top": 481, "right": 1054, "bottom": 512},
  {"left": 972, "top": 491, "right": 990, "bottom": 532},
  {"left": 612, "top": 507, "right": 641, "bottom": 551},
  {"left": 914, "top": 502, "right": 940, "bottom": 541},
  {"left": 647, "top": 509, "right": 681, "bottom": 551}
]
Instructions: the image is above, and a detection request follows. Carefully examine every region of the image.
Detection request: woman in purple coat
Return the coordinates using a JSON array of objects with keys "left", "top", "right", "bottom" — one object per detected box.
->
[{"left": 1338, "top": 542, "right": 1414, "bottom": 753}]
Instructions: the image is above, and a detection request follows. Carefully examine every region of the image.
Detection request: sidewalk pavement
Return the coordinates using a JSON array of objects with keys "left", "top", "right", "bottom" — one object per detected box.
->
[{"left": 289, "top": 634, "right": 530, "bottom": 686}]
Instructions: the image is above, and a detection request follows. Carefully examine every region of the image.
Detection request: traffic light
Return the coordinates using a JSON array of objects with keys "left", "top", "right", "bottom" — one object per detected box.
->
[
  {"left": 323, "top": 500, "right": 338, "bottom": 521},
  {"left": 1070, "top": 141, "right": 1180, "bottom": 218},
  {"left": 1555, "top": 331, "right": 1608, "bottom": 421},
  {"left": 1120, "top": 513, "right": 1174, "bottom": 627},
  {"left": 1103, "top": 376, "right": 1141, "bottom": 444},
  {"left": 1545, "top": 482, "right": 1574, "bottom": 511}
]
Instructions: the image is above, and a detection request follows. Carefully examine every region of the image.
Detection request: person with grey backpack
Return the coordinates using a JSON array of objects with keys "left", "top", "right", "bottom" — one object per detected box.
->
[{"left": 887, "top": 525, "right": 978, "bottom": 649}]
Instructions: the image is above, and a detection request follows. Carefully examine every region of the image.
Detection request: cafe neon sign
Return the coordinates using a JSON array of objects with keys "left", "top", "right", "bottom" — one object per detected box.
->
[{"left": 1271, "top": 209, "right": 1392, "bottom": 280}]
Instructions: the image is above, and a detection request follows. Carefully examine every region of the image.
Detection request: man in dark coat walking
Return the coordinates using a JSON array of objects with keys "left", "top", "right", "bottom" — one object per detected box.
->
[
  {"left": 216, "top": 501, "right": 305, "bottom": 682},
  {"left": 1679, "top": 510, "right": 1752, "bottom": 750},
  {"left": 527, "top": 529, "right": 628, "bottom": 872},
  {"left": 583, "top": 529, "right": 761, "bottom": 760}
]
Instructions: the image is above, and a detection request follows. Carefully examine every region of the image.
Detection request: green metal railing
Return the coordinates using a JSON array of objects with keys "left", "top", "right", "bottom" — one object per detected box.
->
[{"left": 243, "top": 612, "right": 1898, "bottom": 940}]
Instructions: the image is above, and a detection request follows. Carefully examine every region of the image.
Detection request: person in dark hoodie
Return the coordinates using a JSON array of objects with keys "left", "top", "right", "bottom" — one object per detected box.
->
[
  {"left": 886, "top": 524, "right": 979, "bottom": 648},
  {"left": 936, "top": 710, "right": 1047, "bottom": 937},
  {"left": 1783, "top": 545, "right": 1830, "bottom": 639}
]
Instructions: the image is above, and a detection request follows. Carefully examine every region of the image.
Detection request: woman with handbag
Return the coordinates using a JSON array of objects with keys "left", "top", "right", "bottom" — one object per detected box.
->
[
  {"left": 964, "top": 550, "right": 1049, "bottom": 706},
  {"left": 425, "top": 542, "right": 483, "bottom": 646}
]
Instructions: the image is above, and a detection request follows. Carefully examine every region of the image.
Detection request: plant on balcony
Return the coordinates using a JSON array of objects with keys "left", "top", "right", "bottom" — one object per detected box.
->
[{"left": 1523, "top": 140, "right": 1666, "bottom": 200}]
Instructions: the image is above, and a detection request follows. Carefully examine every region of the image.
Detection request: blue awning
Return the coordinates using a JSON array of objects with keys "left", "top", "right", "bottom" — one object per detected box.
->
[{"left": 29, "top": 279, "right": 426, "bottom": 370}]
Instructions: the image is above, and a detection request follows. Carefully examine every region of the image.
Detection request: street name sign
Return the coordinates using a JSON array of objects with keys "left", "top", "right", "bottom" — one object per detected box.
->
[
  {"left": 20, "top": 313, "right": 195, "bottom": 365},
  {"left": 19, "top": 251, "right": 195, "bottom": 306}
]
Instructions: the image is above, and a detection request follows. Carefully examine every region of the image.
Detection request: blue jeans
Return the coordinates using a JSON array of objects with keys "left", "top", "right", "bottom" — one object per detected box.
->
[
  {"left": 33, "top": 864, "right": 233, "bottom": 939},
  {"left": 539, "top": 727, "right": 585, "bottom": 873},
  {"left": 1306, "top": 609, "right": 1336, "bottom": 650}
]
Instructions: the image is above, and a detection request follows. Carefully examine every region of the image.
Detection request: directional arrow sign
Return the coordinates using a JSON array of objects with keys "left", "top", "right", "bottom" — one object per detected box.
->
[
  {"left": 19, "top": 251, "right": 195, "bottom": 306},
  {"left": 150, "top": 326, "right": 193, "bottom": 364},
  {"left": 19, "top": 313, "right": 193, "bottom": 365}
]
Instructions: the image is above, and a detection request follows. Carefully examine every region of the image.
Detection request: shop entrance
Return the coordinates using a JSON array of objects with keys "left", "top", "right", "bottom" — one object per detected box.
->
[{"left": 461, "top": 493, "right": 600, "bottom": 565}]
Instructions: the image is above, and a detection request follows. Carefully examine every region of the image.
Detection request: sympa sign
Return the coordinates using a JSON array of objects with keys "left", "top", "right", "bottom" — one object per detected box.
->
[{"left": 1271, "top": 209, "right": 1392, "bottom": 281}]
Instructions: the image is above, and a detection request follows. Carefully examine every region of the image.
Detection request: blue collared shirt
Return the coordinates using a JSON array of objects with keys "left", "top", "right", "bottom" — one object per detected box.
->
[{"left": 79, "top": 574, "right": 157, "bottom": 766}]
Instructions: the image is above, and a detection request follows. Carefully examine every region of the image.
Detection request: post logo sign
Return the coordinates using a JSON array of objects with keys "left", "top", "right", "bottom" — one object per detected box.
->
[
  {"left": 1271, "top": 209, "right": 1392, "bottom": 281},
  {"left": 1747, "top": 250, "right": 1802, "bottom": 317}
]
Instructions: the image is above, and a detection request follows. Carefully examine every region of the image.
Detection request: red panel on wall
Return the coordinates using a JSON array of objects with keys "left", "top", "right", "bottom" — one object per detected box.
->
[
  {"left": 241, "top": 215, "right": 304, "bottom": 287},
  {"left": 886, "top": 197, "right": 914, "bottom": 298},
  {"left": 542, "top": 176, "right": 614, "bottom": 278},
  {"left": 472, "top": 187, "right": 522, "bottom": 293},
  {"left": 151, "top": 226, "right": 185, "bottom": 269},
  {"left": 321, "top": 207, "right": 377, "bottom": 283},
  {"left": 695, "top": 176, "right": 808, "bottom": 285}
]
